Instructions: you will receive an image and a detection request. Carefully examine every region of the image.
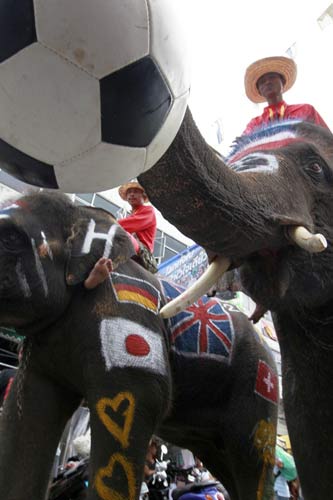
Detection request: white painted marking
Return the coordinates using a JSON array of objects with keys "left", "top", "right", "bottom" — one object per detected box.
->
[
  {"left": 15, "top": 260, "right": 32, "bottom": 298},
  {"left": 41, "top": 231, "right": 53, "bottom": 260},
  {"left": 31, "top": 238, "right": 48, "bottom": 297},
  {"left": 81, "top": 218, "right": 119, "bottom": 258},
  {"left": 263, "top": 371, "right": 274, "bottom": 393},
  {"left": 234, "top": 152, "right": 279, "bottom": 174},
  {"left": 245, "top": 130, "right": 297, "bottom": 151}
]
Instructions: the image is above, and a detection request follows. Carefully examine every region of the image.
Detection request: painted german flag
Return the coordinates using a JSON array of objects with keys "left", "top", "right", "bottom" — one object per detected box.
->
[{"left": 111, "top": 272, "right": 160, "bottom": 314}]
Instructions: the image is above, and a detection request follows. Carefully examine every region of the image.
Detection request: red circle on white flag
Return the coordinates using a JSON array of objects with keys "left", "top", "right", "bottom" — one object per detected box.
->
[{"left": 125, "top": 334, "right": 150, "bottom": 356}]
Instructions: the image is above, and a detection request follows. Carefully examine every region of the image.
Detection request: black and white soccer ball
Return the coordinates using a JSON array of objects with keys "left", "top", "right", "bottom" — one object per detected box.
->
[{"left": 0, "top": 0, "right": 190, "bottom": 193}]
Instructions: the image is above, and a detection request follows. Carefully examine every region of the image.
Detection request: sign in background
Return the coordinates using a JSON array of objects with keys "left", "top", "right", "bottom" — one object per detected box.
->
[{"left": 158, "top": 244, "right": 208, "bottom": 289}]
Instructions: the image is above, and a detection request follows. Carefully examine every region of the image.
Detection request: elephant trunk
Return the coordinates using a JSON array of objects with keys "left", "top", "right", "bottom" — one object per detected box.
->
[{"left": 139, "top": 108, "right": 312, "bottom": 259}]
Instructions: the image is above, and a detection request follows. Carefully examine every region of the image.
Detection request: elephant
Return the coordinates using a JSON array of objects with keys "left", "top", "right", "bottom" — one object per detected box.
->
[
  {"left": 0, "top": 191, "right": 278, "bottom": 500},
  {"left": 138, "top": 111, "right": 333, "bottom": 500}
]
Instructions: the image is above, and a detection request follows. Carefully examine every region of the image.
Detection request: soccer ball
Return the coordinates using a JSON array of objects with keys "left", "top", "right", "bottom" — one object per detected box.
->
[{"left": 0, "top": 0, "right": 190, "bottom": 193}]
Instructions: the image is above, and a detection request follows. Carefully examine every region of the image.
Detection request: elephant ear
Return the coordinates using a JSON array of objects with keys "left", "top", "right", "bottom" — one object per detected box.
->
[{"left": 65, "top": 206, "right": 135, "bottom": 286}]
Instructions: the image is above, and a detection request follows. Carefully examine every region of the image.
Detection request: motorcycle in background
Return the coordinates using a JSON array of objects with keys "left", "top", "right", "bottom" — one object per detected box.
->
[
  {"left": 167, "top": 456, "right": 230, "bottom": 500},
  {"left": 48, "top": 457, "right": 89, "bottom": 500}
]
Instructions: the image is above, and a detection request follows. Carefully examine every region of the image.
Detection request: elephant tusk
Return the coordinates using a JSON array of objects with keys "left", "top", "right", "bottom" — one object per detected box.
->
[
  {"left": 288, "top": 226, "right": 327, "bottom": 253},
  {"left": 160, "top": 255, "right": 231, "bottom": 319}
]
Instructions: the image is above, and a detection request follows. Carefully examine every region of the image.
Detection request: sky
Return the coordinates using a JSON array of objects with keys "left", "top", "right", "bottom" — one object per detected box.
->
[
  {"left": 1, "top": 2, "right": 331, "bottom": 247},
  {"left": 178, "top": 0, "right": 333, "bottom": 153},
  {"left": 104, "top": 0, "right": 333, "bottom": 244}
]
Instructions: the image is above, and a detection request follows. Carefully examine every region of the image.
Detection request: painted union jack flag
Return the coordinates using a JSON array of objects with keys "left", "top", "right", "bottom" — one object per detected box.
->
[{"left": 160, "top": 279, "right": 234, "bottom": 358}]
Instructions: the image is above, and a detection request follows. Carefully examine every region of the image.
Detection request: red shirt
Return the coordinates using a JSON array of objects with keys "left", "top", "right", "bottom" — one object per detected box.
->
[
  {"left": 243, "top": 100, "right": 330, "bottom": 135},
  {"left": 118, "top": 204, "right": 157, "bottom": 253}
]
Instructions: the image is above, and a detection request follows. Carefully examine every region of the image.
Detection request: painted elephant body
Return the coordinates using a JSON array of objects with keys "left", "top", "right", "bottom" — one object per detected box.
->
[
  {"left": 139, "top": 110, "right": 333, "bottom": 500},
  {"left": 0, "top": 192, "right": 277, "bottom": 500}
]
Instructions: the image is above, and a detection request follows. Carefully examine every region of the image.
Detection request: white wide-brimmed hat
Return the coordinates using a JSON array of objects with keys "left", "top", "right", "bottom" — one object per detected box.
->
[
  {"left": 118, "top": 180, "right": 148, "bottom": 202},
  {"left": 244, "top": 56, "right": 297, "bottom": 103}
]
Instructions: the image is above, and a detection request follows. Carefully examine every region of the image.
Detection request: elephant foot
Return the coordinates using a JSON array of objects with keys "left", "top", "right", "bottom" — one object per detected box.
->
[{"left": 84, "top": 257, "right": 113, "bottom": 289}]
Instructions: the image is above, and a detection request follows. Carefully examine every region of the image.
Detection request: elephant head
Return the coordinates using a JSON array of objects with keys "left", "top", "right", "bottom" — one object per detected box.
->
[
  {"left": 140, "top": 111, "right": 333, "bottom": 313},
  {"left": 139, "top": 110, "right": 333, "bottom": 500},
  {"left": 0, "top": 192, "right": 172, "bottom": 500},
  {"left": 0, "top": 192, "right": 135, "bottom": 331}
]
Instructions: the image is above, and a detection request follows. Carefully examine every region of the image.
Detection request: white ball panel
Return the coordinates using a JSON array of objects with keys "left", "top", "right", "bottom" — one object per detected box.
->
[
  {"left": 149, "top": 0, "right": 191, "bottom": 98},
  {"left": 0, "top": 43, "right": 100, "bottom": 165},
  {"left": 34, "top": 0, "right": 149, "bottom": 78},
  {"left": 55, "top": 143, "right": 146, "bottom": 193},
  {"left": 144, "top": 92, "right": 189, "bottom": 170}
]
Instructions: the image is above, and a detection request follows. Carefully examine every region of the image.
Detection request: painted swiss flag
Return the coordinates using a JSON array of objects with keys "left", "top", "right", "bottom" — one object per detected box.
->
[{"left": 255, "top": 360, "right": 278, "bottom": 405}]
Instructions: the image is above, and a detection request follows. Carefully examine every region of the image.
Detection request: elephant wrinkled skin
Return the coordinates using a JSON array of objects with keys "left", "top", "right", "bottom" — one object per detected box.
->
[
  {"left": 0, "top": 192, "right": 277, "bottom": 500},
  {"left": 139, "top": 111, "right": 333, "bottom": 500}
]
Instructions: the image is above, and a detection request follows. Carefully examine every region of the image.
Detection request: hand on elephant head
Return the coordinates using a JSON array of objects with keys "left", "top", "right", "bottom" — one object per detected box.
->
[{"left": 0, "top": 192, "right": 135, "bottom": 330}]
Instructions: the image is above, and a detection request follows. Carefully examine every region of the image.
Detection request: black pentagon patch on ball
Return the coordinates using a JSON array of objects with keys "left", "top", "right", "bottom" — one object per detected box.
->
[
  {"left": 0, "top": 0, "right": 37, "bottom": 63},
  {"left": 0, "top": 138, "right": 58, "bottom": 189},
  {"left": 100, "top": 56, "right": 172, "bottom": 148}
]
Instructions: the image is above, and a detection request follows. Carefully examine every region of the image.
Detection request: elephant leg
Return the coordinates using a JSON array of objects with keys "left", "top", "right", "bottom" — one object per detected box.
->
[
  {"left": 0, "top": 368, "right": 81, "bottom": 500},
  {"left": 86, "top": 371, "right": 169, "bottom": 500},
  {"left": 168, "top": 398, "right": 276, "bottom": 500},
  {"left": 190, "top": 421, "right": 274, "bottom": 500},
  {"left": 214, "top": 405, "right": 276, "bottom": 500}
]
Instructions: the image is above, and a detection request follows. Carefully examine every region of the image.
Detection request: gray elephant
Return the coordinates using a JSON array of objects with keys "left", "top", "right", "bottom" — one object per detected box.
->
[
  {"left": 139, "top": 112, "right": 333, "bottom": 500},
  {"left": 0, "top": 191, "right": 277, "bottom": 500}
]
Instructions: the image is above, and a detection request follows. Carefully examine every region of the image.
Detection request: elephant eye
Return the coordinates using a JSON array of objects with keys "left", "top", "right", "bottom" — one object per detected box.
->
[
  {"left": 0, "top": 227, "right": 28, "bottom": 253},
  {"left": 309, "top": 162, "right": 322, "bottom": 173},
  {"left": 304, "top": 158, "right": 327, "bottom": 182}
]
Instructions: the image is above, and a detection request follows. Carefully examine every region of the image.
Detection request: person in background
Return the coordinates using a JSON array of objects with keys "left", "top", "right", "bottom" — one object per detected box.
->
[
  {"left": 84, "top": 180, "right": 157, "bottom": 289},
  {"left": 241, "top": 56, "right": 330, "bottom": 324},
  {"left": 117, "top": 180, "right": 157, "bottom": 273},
  {"left": 274, "top": 458, "right": 291, "bottom": 500},
  {"left": 242, "top": 55, "right": 330, "bottom": 135},
  {"left": 288, "top": 478, "right": 300, "bottom": 500},
  {"left": 143, "top": 440, "right": 158, "bottom": 483}
]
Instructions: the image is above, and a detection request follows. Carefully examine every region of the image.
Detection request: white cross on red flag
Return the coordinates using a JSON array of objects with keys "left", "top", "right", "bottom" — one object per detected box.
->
[{"left": 255, "top": 360, "right": 278, "bottom": 405}]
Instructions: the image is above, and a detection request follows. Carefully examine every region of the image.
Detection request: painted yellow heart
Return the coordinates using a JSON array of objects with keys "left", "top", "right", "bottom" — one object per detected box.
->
[
  {"left": 96, "top": 392, "right": 135, "bottom": 449},
  {"left": 94, "top": 452, "right": 136, "bottom": 500}
]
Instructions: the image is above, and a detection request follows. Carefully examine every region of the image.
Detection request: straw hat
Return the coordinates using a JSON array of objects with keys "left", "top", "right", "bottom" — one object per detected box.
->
[
  {"left": 118, "top": 180, "right": 148, "bottom": 202},
  {"left": 244, "top": 56, "right": 297, "bottom": 103}
]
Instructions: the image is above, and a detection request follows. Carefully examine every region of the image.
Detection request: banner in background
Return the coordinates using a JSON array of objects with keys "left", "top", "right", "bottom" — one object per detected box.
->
[{"left": 158, "top": 244, "right": 208, "bottom": 288}]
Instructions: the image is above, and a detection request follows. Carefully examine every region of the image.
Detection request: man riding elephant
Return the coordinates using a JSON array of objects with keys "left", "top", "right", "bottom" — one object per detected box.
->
[
  {"left": 242, "top": 55, "right": 329, "bottom": 135},
  {"left": 85, "top": 180, "right": 158, "bottom": 290}
]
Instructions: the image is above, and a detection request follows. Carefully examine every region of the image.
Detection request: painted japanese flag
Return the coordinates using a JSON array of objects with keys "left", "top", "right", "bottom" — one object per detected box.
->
[
  {"left": 100, "top": 317, "right": 167, "bottom": 376},
  {"left": 255, "top": 360, "right": 278, "bottom": 405}
]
